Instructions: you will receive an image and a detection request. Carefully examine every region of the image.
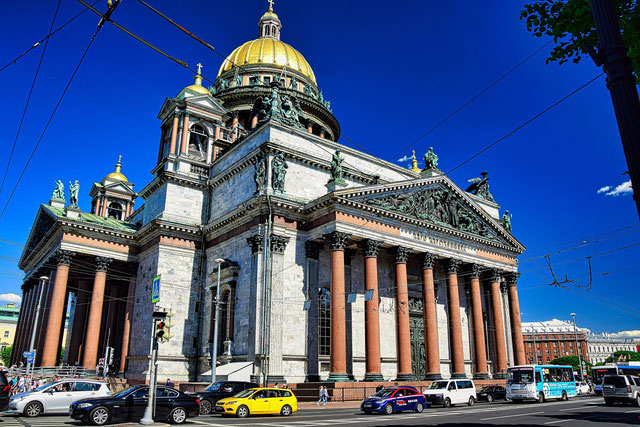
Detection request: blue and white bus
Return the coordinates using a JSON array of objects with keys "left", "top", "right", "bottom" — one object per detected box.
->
[{"left": 507, "top": 365, "right": 578, "bottom": 403}]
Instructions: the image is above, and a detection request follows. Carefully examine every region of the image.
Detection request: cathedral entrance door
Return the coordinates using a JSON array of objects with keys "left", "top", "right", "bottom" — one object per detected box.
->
[{"left": 409, "top": 298, "right": 426, "bottom": 380}]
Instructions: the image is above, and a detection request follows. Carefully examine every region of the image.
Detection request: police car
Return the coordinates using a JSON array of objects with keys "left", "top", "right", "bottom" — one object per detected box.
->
[{"left": 360, "top": 386, "right": 427, "bottom": 415}]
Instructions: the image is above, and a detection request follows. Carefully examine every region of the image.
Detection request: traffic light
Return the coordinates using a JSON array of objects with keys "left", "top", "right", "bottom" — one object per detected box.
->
[
  {"left": 155, "top": 319, "right": 166, "bottom": 341},
  {"left": 162, "top": 310, "right": 174, "bottom": 343}
]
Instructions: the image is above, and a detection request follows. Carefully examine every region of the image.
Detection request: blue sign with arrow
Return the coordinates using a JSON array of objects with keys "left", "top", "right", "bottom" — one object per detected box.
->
[{"left": 152, "top": 275, "right": 161, "bottom": 303}]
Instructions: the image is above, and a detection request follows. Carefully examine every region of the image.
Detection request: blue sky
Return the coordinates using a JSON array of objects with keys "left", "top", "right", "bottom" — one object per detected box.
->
[{"left": 0, "top": 0, "right": 638, "bottom": 334}]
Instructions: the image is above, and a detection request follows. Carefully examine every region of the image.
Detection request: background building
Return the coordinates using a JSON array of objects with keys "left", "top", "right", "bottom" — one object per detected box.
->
[
  {"left": 0, "top": 304, "right": 20, "bottom": 359},
  {"left": 587, "top": 333, "right": 638, "bottom": 364},
  {"left": 522, "top": 319, "right": 589, "bottom": 365}
]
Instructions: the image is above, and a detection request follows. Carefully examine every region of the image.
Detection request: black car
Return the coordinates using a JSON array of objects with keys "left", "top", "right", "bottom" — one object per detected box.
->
[
  {"left": 0, "top": 371, "right": 9, "bottom": 411},
  {"left": 477, "top": 385, "right": 506, "bottom": 402},
  {"left": 69, "top": 385, "right": 199, "bottom": 425},
  {"left": 188, "top": 381, "right": 258, "bottom": 415}
]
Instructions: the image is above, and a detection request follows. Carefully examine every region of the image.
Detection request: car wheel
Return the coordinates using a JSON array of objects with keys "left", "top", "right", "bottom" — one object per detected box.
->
[
  {"left": 537, "top": 392, "right": 545, "bottom": 403},
  {"left": 199, "top": 399, "right": 212, "bottom": 415},
  {"left": 236, "top": 404, "right": 249, "bottom": 418},
  {"left": 169, "top": 407, "right": 187, "bottom": 424},
  {"left": 487, "top": 394, "right": 494, "bottom": 403},
  {"left": 468, "top": 396, "right": 475, "bottom": 407},
  {"left": 634, "top": 394, "right": 640, "bottom": 407},
  {"left": 23, "top": 402, "right": 42, "bottom": 417},
  {"left": 280, "top": 404, "right": 292, "bottom": 416},
  {"left": 604, "top": 398, "right": 614, "bottom": 406},
  {"left": 415, "top": 402, "right": 424, "bottom": 413},
  {"left": 561, "top": 391, "right": 568, "bottom": 401},
  {"left": 443, "top": 398, "right": 451, "bottom": 408},
  {"left": 384, "top": 403, "right": 393, "bottom": 415},
  {"left": 89, "top": 406, "right": 110, "bottom": 426}
]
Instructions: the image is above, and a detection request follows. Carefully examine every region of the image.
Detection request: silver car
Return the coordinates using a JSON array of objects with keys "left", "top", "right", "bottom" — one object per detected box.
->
[
  {"left": 602, "top": 375, "right": 640, "bottom": 406},
  {"left": 8, "top": 379, "right": 111, "bottom": 417}
]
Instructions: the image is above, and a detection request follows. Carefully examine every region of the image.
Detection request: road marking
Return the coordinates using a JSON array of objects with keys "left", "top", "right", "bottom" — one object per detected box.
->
[
  {"left": 544, "top": 419, "right": 574, "bottom": 424},
  {"left": 189, "top": 420, "right": 230, "bottom": 426},
  {"left": 625, "top": 409, "right": 640, "bottom": 413},
  {"left": 481, "top": 411, "right": 544, "bottom": 421}
]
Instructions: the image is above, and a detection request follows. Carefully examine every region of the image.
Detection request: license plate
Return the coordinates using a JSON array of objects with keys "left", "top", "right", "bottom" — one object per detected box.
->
[
  {"left": 215, "top": 406, "right": 224, "bottom": 412},
  {"left": 363, "top": 404, "right": 371, "bottom": 407}
]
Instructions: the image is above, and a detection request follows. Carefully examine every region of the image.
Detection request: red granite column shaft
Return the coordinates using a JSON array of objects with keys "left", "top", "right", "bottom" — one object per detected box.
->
[
  {"left": 324, "top": 231, "right": 350, "bottom": 382},
  {"left": 169, "top": 116, "right": 179, "bottom": 155},
  {"left": 447, "top": 259, "right": 466, "bottom": 378},
  {"left": 119, "top": 277, "right": 136, "bottom": 373},
  {"left": 490, "top": 270, "right": 508, "bottom": 378},
  {"left": 394, "top": 247, "right": 414, "bottom": 380},
  {"left": 82, "top": 257, "right": 112, "bottom": 368},
  {"left": 362, "top": 240, "right": 383, "bottom": 381},
  {"left": 422, "top": 253, "right": 441, "bottom": 379},
  {"left": 507, "top": 273, "right": 526, "bottom": 366},
  {"left": 470, "top": 265, "right": 489, "bottom": 378},
  {"left": 41, "top": 250, "right": 74, "bottom": 367},
  {"left": 180, "top": 115, "right": 189, "bottom": 154}
]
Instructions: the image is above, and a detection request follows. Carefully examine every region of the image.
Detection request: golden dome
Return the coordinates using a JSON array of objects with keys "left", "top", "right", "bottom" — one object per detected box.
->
[
  {"left": 105, "top": 155, "right": 128, "bottom": 182},
  {"left": 180, "top": 64, "right": 210, "bottom": 96},
  {"left": 217, "top": 38, "right": 317, "bottom": 84},
  {"left": 260, "top": 10, "right": 280, "bottom": 22}
]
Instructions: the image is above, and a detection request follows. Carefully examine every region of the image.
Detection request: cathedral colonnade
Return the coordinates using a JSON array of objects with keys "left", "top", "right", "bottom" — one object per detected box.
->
[
  {"left": 304, "top": 234, "right": 525, "bottom": 381},
  {"left": 13, "top": 249, "right": 137, "bottom": 372}
]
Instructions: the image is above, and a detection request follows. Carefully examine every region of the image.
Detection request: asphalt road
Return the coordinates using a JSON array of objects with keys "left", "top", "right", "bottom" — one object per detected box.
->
[{"left": 1, "top": 395, "right": 639, "bottom": 426}]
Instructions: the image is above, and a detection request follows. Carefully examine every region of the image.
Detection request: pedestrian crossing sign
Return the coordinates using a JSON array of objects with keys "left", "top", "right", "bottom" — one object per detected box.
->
[{"left": 152, "top": 275, "right": 161, "bottom": 303}]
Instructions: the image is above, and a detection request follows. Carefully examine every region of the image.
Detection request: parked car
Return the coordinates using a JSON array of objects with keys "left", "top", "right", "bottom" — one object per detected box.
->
[
  {"left": 423, "top": 379, "right": 477, "bottom": 408},
  {"left": 575, "top": 381, "right": 591, "bottom": 395},
  {"left": 0, "top": 371, "right": 9, "bottom": 411},
  {"left": 187, "top": 380, "right": 258, "bottom": 415},
  {"left": 360, "top": 386, "right": 427, "bottom": 415},
  {"left": 70, "top": 385, "right": 199, "bottom": 425},
  {"left": 215, "top": 387, "right": 297, "bottom": 418},
  {"left": 8, "top": 379, "right": 110, "bottom": 417},
  {"left": 602, "top": 375, "right": 640, "bottom": 406},
  {"left": 477, "top": 385, "right": 506, "bottom": 402}
]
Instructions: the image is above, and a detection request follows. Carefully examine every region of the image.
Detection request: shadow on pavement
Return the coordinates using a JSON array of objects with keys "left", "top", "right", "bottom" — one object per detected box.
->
[{"left": 537, "top": 410, "right": 640, "bottom": 425}]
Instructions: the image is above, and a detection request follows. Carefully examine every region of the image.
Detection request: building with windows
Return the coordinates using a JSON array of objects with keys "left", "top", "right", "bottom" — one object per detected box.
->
[
  {"left": 0, "top": 304, "right": 20, "bottom": 360},
  {"left": 522, "top": 319, "right": 589, "bottom": 365},
  {"left": 12, "top": 4, "right": 525, "bottom": 383},
  {"left": 587, "top": 333, "right": 639, "bottom": 365}
]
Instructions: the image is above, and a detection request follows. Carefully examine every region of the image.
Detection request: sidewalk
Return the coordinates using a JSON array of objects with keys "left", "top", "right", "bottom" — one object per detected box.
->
[{"left": 298, "top": 401, "right": 362, "bottom": 410}]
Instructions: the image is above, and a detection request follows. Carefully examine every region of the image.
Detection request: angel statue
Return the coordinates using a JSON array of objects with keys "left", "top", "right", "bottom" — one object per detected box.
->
[
  {"left": 330, "top": 149, "right": 344, "bottom": 182},
  {"left": 69, "top": 180, "right": 80, "bottom": 207},
  {"left": 465, "top": 171, "right": 494, "bottom": 202},
  {"left": 52, "top": 180, "right": 65, "bottom": 201},
  {"left": 502, "top": 210, "right": 512, "bottom": 232}
]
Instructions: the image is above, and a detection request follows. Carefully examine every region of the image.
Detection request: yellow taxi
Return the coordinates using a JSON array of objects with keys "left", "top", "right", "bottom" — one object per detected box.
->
[{"left": 215, "top": 387, "right": 298, "bottom": 418}]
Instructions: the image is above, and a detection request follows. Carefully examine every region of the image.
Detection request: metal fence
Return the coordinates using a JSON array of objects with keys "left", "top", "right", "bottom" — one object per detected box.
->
[{"left": 4, "top": 366, "right": 98, "bottom": 378}]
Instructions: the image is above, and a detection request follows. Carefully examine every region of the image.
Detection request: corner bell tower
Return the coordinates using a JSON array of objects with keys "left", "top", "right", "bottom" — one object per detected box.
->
[{"left": 89, "top": 155, "right": 137, "bottom": 220}]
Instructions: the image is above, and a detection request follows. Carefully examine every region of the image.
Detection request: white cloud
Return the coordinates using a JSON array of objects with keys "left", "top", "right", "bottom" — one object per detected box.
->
[
  {"left": 608, "top": 330, "right": 640, "bottom": 339},
  {"left": 597, "top": 180, "right": 633, "bottom": 197},
  {"left": 0, "top": 293, "right": 21, "bottom": 305},
  {"left": 397, "top": 155, "right": 412, "bottom": 163}
]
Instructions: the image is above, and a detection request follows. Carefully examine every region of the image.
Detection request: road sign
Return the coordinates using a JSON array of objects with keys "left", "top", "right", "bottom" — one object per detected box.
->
[
  {"left": 152, "top": 275, "right": 161, "bottom": 303},
  {"left": 23, "top": 351, "right": 34, "bottom": 358},
  {"left": 26, "top": 357, "right": 34, "bottom": 364}
]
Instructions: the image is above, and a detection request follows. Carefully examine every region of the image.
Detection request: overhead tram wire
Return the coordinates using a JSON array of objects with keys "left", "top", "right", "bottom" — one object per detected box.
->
[
  {"left": 0, "top": 1, "right": 123, "bottom": 221},
  {"left": 0, "top": 0, "right": 63, "bottom": 196},
  {"left": 0, "top": 0, "right": 100, "bottom": 74}
]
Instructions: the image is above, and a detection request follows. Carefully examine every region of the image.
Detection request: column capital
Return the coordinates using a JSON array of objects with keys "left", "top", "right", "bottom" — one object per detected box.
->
[
  {"left": 360, "top": 239, "right": 382, "bottom": 258},
  {"left": 470, "top": 263, "right": 481, "bottom": 278},
  {"left": 56, "top": 249, "right": 76, "bottom": 266},
  {"left": 447, "top": 258, "right": 461, "bottom": 274},
  {"left": 95, "top": 256, "right": 112, "bottom": 272},
  {"left": 422, "top": 252, "right": 436, "bottom": 270},
  {"left": 394, "top": 246, "right": 410, "bottom": 264},
  {"left": 490, "top": 268, "right": 503, "bottom": 283},
  {"left": 507, "top": 272, "right": 521, "bottom": 286},
  {"left": 269, "top": 234, "right": 290, "bottom": 254},
  {"left": 246, "top": 234, "right": 264, "bottom": 254},
  {"left": 323, "top": 231, "right": 350, "bottom": 251},
  {"left": 305, "top": 240, "right": 323, "bottom": 259}
]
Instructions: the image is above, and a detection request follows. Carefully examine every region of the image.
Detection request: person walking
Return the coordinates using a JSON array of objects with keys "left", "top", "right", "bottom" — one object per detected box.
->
[
  {"left": 316, "top": 386, "right": 323, "bottom": 406},
  {"left": 321, "top": 386, "right": 328, "bottom": 407},
  {"left": 166, "top": 378, "right": 173, "bottom": 388}
]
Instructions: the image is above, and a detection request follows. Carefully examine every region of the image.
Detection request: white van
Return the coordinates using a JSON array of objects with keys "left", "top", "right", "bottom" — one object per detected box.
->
[{"left": 423, "top": 379, "right": 477, "bottom": 408}]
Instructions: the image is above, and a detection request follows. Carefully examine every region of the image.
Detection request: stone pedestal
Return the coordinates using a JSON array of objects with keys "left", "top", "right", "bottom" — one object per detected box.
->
[
  {"left": 325, "top": 179, "right": 347, "bottom": 193},
  {"left": 65, "top": 206, "right": 81, "bottom": 219},
  {"left": 50, "top": 198, "right": 65, "bottom": 209},
  {"left": 420, "top": 168, "right": 442, "bottom": 178}
]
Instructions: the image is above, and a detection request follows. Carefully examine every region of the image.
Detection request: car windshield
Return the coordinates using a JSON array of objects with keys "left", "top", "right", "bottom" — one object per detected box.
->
[
  {"left": 604, "top": 376, "right": 627, "bottom": 388},
  {"left": 204, "top": 382, "right": 225, "bottom": 392},
  {"left": 479, "top": 386, "right": 492, "bottom": 392},
  {"left": 428, "top": 381, "right": 448, "bottom": 390},
  {"left": 34, "top": 383, "right": 51, "bottom": 392},
  {"left": 508, "top": 368, "right": 534, "bottom": 384},
  {"left": 114, "top": 387, "right": 137, "bottom": 398},
  {"left": 373, "top": 389, "right": 394, "bottom": 397},
  {"left": 234, "top": 389, "right": 257, "bottom": 398}
]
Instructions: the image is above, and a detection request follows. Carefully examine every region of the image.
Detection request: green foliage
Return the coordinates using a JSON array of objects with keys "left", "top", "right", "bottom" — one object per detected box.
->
[
  {"left": 521, "top": 0, "right": 640, "bottom": 82},
  {"left": 0, "top": 346, "right": 12, "bottom": 367},
  {"left": 605, "top": 350, "right": 640, "bottom": 363},
  {"left": 550, "top": 355, "right": 593, "bottom": 369}
]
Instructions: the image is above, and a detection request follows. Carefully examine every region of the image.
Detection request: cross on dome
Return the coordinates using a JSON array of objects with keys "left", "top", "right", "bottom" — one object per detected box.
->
[
  {"left": 196, "top": 63, "right": 203, "bottom": 75},
  {"left": 268, "top": 0, "right": 274, "bottom": 11}
]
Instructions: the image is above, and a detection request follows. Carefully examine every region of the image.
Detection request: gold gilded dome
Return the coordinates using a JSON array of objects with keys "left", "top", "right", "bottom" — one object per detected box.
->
[
  {"left": 217, "top": 38, "right": 317, "bottom": 85},
  {"left": 105, "top": 155, "right": 128, "bottom": 182}
]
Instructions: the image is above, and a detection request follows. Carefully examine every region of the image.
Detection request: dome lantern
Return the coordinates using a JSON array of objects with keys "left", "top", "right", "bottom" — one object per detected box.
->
[{"left": 259, "top": 0, "right": 281, "bottom": 40}]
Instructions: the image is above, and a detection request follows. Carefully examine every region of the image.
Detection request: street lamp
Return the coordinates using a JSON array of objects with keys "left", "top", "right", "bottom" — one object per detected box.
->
[
  {"left": 26, "top": 276, "right": 48, "bottom": 376},
  {"left": 210, "top": 258, "right": 225, "bottom": 385},
  {"left": 570, "top": 313, "right": 585, "bottom": 381}
]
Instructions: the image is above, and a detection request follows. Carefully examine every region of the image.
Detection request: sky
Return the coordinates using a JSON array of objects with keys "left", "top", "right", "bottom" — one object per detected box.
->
[{"left": 0, "top": 0, "right": 638, "bottom": 335}]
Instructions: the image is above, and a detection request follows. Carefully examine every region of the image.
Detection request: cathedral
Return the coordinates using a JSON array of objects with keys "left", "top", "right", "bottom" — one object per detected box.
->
[{"left": 13, "top": 4, "right": 526, "bottom": 385}]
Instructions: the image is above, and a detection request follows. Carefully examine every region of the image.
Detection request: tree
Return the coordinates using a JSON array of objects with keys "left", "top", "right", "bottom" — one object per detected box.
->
[
  {"left": 0, "top": 346, "right": 12, "bottom": 367},
  {"left": 604, "top": 350, "right": 640, "bottom": 363},
  {"left": 550, "top": 355, "right": 593, "bottom": 370},
  {"left": 520, "top": 0, "right": 640, "bottom": 83}
]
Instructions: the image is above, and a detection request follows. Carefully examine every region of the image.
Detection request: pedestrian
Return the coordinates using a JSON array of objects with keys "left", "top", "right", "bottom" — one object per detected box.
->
[
  {"left": 376, "top": 384, "right": 383, "bottom": 393},
  {"left": 316, "top": 386, "right": 323, "bottom": 406},
  {"left": 321, "top": 386, "right": 328, "bottom": 406},
  {"left": 274, "top": 383, "right": 279, "bottom": 388},
  {"left": 166, "top": 378, "right": 173, "bottom": 388}
]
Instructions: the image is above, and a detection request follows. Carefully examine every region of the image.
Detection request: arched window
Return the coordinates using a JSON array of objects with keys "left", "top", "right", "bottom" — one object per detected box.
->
[
  {"left": 189, "top": 124, "right": 208, "bottom": 159},
  {"left": 266, "top": 25, "right": 271, "bottom": 36},
  {"left": 216, "top": 287, "right": 234, "bottom": 356},
  {"left": 318, "top": 288, "right": 330, "bottom": 356},
  {"left": 107, "top": 201, "right": 124, "bottom": 220},
  {"left": 161, "top": 125, "right": 172, "bottom": 158}
]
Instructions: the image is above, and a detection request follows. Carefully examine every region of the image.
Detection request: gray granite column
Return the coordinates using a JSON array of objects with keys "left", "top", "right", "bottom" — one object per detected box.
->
[
  {"left": 305, "top": 241, "right": 322, "bottom": 382},
  {"left": 246, "top": 234, "right": 264, "bottom": 383},
  {"left": 266, "top": 234, "right": 290, "bottom": 384}
]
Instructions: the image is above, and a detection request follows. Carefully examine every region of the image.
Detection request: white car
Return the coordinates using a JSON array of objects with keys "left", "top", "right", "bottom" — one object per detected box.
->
[
  {"left": 8, "top": 379, "right": 111, "bottom": 417},
  {"left": 575, "top": 381, "right": 590, "bottom": 395},
  {"left": 423, "top": 379, "right": 477, "bottom": 408}
]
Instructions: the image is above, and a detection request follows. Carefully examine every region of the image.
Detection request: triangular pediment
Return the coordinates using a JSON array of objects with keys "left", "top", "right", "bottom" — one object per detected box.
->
[
  {"left": 185, "top": 95, "right": 226, "bottom": 115},
  {"left": 334, "top": 175, "right": 524, "bottom": 251},
  {"left": 102, "top": 180, "right": 136, "bottom": 195},
  {"left": 19, "top": 205, "right": 58, "bottom": 269}
]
